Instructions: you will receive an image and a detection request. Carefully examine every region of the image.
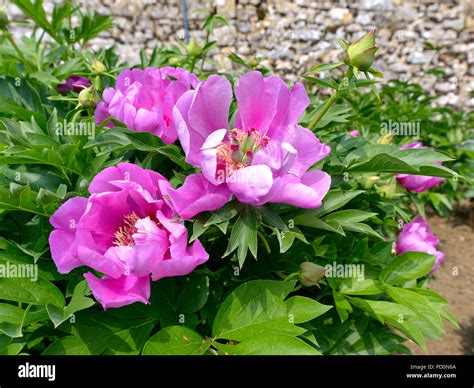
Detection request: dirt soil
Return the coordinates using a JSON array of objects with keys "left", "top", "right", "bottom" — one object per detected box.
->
[{"left": 407, "top": 212, "right": 474, "bottom": 355}]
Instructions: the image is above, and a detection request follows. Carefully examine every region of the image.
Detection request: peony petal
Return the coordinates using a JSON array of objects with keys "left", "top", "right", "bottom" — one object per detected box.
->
[
  {"left": 153, "top": 238, "right": 209, "bottom": 281},
  {"left": 234, "top": 71, "right": 282, "bottom": 134},
  {"left": 175, "top": 75, "right": 232, "bottom": 166},
  {"left": 261, "top": 169, "right": 331, "bottom": 208},
  {"left": 200, "top": 128, "right": 228, "bottom": 185},
  {"left": 49, "top": 196, "right": 88, "bottom": 231},
  {"left": 163, "top": 173, "right": 233, "bottom": 219},
  {"left": 49, "top": 230, "right": 81, "bottom": 274},
  {"left": 89, "top": 162, "right": 166, "bottom": 197},
  {"left": 84, "top": 273, "right": 150, "bottom": 309},
  {"left": 282, "top": 125, "right": 331, "bottom": 177},
  {"left": 268, "top": 82, "right": 310, "bottom": 139},
  {"left": 226, "top": 164, "right": 274, "bottom": 205}
]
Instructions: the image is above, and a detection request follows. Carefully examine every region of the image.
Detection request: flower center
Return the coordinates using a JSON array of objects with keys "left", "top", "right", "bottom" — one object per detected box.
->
[
  {"left": 216, "top": 128, "right": 269, "bottom": 176},
  {"left": 114, "top": 212, "right": 140, "bottom": 247}
]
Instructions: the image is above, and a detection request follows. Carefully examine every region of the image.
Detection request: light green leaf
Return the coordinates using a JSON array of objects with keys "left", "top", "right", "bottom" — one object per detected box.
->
[
  {"left": 216, "top": 333, "right": 321, "bottom": 355},
  {"left": 379, "top": 252, "right": 436, "bottom": 285},
  {"left": 142, "top": 326, "right": 210, "bottom": 355},
  {"left": 212, "top": 280, "right": 331, "bottom": 341},
  {"left": 0, "top": 277, "right": 65, "bottom": 307},
  {"left": 43, "top": 310, "right": 155, "bottom": 355}
]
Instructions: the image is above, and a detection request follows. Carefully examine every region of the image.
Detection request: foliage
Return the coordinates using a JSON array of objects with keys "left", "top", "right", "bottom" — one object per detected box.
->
[{"left": 0, "top": 1, "right": 467, "bottom": 355}]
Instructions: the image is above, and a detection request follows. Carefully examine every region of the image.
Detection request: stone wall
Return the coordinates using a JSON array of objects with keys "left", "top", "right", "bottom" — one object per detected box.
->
[{"left": 8, "top": 0, "right": 474, "bottom": 108}]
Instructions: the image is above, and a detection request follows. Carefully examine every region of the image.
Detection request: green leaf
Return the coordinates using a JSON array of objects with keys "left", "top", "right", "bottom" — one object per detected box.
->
[
  {"left": 379, "top": 252, "right": 436, "bottom": 285},
  {"left": 142, "top": 326, "right": 210, "bottom": 355},
  {"left": 212, "top": 280, "right": 331, "bottom": 341},
  {"left": 347, "top": 297, "right": 416, "bottom": 324},
  {"left": 0, "top": 334, "right": 25, "bottom": 355},
  {"left": 324, "top": 210, "right": 377, "bottom": 223},
  {"left": 223, "top": 206, "right": 257, "bottom": 267},
  {"left": 338, "top": 279, "right": 384, "bottom": 295},
  {"left": 303, "top": 76, "right": 338, "bottom": 90},
  {"left": 293, "top": 214, "right": 345, "bottom": 235},
  {"left": 346, "top": 328, "right": 405, "bottom": 355},
  {"left": 339, "top": 222, "right": 384, "bottom": 240},
  {"left": 386, "top": 287, "right": 444, "bottom": 339},
  {"left": 216, "top": 333, "right": 321, "bottom": 355},
  {"left": 333, "top": 292, "right": 352, "bottom": 323},
  {"left": 306, "top": 62, "right": 345, "bottom": 74},
  {"left": 176, "top": 276, "right": 210, "bottom": 314},
  {"left": 307, "top": 190, "right": 365, "bottom": 217},
  {"left": 0, "top": 277, "right": 65, "bottom": 307},
  {"left": 46, "top": 280, "right": 95, "bottom": 327},
  {"left": 0, "top": 303, "right": 25, "bottom": 337},
  {"left": 30, "top": 71, "right": 60, "bottom": 86},
  {"left": 13, "top": 0, "right": 59, "bottom": 42},
  {"left": 43, "top": 310, "right": 156, "bottom": 355}
]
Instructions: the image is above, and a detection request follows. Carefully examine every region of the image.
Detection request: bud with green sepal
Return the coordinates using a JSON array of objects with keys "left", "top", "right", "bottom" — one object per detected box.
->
[
  {"left": 91, "top": 58, "right": 107, "bottom": 75},
  {"left": 299, "top": 262, "right": 326, "bottom": 287},
  {"left": 185, "top": 38, "right": 203, "bottom": 58},
  {"left": 346, "top": 29, "right": 378, "bottom": 71},
  {"left": 78, "top": 86, "right": 100, "bottom": 109}
]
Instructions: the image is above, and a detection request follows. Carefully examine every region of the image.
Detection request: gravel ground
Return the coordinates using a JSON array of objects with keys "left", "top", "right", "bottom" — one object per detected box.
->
[{"left": 407, "top": 212, "right": 474, "bottom": 355}]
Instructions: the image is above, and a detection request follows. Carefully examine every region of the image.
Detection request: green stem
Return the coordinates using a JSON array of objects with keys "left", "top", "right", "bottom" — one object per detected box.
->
[
  {"left": 199, "top": 30, "right": 210, "bottom": 73},
  {"left": 307, "top": 67, "right": 354, "bottom": 130},
  {"left": 5, "top": 33, "right": 31, "bottom": 72},
  {"left": 307, "top": 94, "right": 337, "bottom": 130},
  {"left": 257, "top": 230, "right": 271, "bottom": 254}
]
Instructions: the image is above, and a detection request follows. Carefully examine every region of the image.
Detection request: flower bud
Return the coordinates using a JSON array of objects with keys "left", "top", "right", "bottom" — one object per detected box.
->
[
  {"left": 91, "top": 58, "right": 107, "bottom": 74},
  {"left": 185, "top": 38, "right": 203, "bottom": 58},
  {"left": 378, "top": 132, "right": 393, "bottom": 144},
  {"left": 357, "top": 174, "right": 380, "bottom": 190},
  {"left": 78, "top": 87, "right": 99, "bottom": 108},
  {"left": 0, "top": 6, "right": 9, "bottom": 30},
  {"left": 299, "top": 262, "right": 326, "bottom": 287},
  {"left": 346, "top": 30, "right": 378, "bottom": 71}
]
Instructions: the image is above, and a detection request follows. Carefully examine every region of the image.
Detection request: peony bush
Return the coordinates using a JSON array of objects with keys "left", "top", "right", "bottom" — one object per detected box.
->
[{"left": 0, "top": 1, "right": 468, "bottom": 355}]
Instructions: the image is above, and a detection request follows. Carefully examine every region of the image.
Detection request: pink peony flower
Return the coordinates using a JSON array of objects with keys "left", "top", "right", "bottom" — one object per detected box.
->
[
  {"left": 396, "top": 142, "right": 445, "bottom": 192},
  {"left": 48, "top": 163, "right": 209, "bottom": 309},
  {"left": 348, "top": 129, "right": 359, "bottom": 137},
  {"left": 58, "top": 76, "right": 91, "bottom": 94},
  {"left": 95, "top": 67, "right": 199, "bottom": 144},
  {"left": 166, "top": 71, "right": 331, "bottom": 218},
  {"left": 395, "top": 216, "right": 445, "bottom": 274}
]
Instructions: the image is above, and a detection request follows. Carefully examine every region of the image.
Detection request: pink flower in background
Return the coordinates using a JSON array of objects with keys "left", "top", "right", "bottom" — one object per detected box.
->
[
  {"left": 58, "top": 75, "right": 91, "bottom": 94},
  {"left": 396, "top": 142, "right": 445, "bottom": 192},
  {"left": 95, "top": 67, "right": 199, "bottom": 144},
  {"left": 167, "top": 71, "right": 331, "bottom": 218},
  {"left": 396, "top": 216, "right": 445, "bottom": 273},
  {"left": 348, "top": 129, "right": 359, "bottom": 137},
  {"left": 48, "top": 163, "right": 208, "bottom": 309}
]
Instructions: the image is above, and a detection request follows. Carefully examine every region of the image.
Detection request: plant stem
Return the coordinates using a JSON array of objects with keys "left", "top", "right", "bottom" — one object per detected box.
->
[
  {"left": 307, "top": 93, "right": 337, "bottom": 130},
  {"left": 307, "top": 67, "right": 354, "bottom": 130},
  {"left": 5, "top": 33, "right": 31, "bottom": 72},
  {"left": 257, "top": 230, "right": 271, "bottom": 254}
]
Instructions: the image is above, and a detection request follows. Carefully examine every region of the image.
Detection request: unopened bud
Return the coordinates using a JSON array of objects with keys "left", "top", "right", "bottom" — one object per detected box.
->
[
  {"left": 91, "top": 58, "right": 107, "bottom": 74},
  {"left": 185, "top": 38, "right": 203, "bottom": 58},
  {"left": 346, "top": 30, "right": 378, "bottom": 71},
  {"left": 78, "top": 87, "right": 99, "bottom": 108},
  {"left": 299, "top": 262, "right": 326, "bottom": 287}
]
